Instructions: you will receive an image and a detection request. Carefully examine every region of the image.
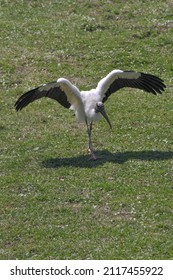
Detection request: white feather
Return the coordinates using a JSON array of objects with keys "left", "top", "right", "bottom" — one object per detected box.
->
[{"left": 57, "top": 78, "right": 86, "bottom": 122}]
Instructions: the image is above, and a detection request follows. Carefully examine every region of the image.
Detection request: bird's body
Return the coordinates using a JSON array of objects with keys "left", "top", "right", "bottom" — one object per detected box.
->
[
  {"left": 15, "top": 69, "right": 166, "bottom": 160},
  {"left": 56, "top": 78, "right": 105, "bottom": 124}
]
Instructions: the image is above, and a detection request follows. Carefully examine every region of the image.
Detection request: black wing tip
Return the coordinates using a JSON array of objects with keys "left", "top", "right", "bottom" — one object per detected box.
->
[
  {"left": 123, "top": 71, "right": 166, "bottom": 92},
  {"left": 140, "top": 72, "right": 166, "bottom": 83},
  {"left": 14, "top": 98, "right": 22, "bottom": 111},
  {"left": 14, "top": 86, "right": 41, "bottom": 112},
  {"left": 14, "top": 94, "right": 29, "bottom": 111},
  {"left": 15, "top": 102, "right": 22, "bottom": 111},
  {"left": 140, "top": 72, "right": 166, "bottom": 94}
]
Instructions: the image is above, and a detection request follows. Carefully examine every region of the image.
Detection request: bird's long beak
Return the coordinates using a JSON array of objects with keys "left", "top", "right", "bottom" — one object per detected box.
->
[{"left": 100, "top": 108, "right": 112, "bottom": 129}]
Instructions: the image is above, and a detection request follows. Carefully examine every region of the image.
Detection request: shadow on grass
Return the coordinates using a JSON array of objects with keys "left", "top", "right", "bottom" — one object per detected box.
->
[{"left": 42, "top": 150, "right": 173, "bottom": 168}]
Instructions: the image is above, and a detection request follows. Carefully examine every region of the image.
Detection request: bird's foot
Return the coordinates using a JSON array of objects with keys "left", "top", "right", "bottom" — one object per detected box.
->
[
  {"left": 89, "top": 153, "right": 97, "bottom": 160},
  {"left": 87, "top": 147, "right": 97, "bottom": 160}
]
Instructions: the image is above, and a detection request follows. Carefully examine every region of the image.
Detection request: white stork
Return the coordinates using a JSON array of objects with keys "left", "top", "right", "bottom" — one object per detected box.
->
[{"left": 15, "top": 69, "right": 166, "bottom": 160}]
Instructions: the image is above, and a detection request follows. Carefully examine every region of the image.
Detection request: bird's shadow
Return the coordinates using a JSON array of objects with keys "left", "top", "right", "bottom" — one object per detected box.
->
[{"left": 42, "top": 149, "right": 173, "bottom": 169}]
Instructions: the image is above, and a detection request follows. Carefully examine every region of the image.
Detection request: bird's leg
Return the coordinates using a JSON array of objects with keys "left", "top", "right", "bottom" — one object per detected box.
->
[
  {"left": 86, "top": 121, "right": 97, "bottom": 160},
  {"left": 88, "top": 123, "right": 94, "bottom": 153}
]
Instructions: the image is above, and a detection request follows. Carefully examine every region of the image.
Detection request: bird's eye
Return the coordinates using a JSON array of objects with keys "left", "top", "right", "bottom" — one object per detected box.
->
[
  {"left": 97, "top": 102, "right": 103, "bottom": 108},
  {"left": 95, "top": 102, "right": 103, "bottom": 113}
]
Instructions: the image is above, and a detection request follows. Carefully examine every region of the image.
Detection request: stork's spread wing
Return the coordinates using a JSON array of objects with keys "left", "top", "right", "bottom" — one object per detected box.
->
[
  {"left": 15, "top": 79, "right": 83, "bottom": 111},
  {"left": 96, "top": 70, "right": 166, "bottom": 103}
]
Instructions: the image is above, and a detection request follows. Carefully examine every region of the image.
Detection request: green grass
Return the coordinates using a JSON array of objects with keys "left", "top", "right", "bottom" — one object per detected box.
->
[{"left": 0, "top": 0, "right": 173, "bottom": 259}]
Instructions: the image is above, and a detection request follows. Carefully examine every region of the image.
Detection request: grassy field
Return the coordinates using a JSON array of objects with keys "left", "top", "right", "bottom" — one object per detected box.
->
[{"left": 0, "top": 0, "right": 173, "bottom": 259}]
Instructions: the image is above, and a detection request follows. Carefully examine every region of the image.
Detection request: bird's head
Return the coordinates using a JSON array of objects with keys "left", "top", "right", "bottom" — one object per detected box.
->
[{"left": 95, "top": 102, "right": 112, "bottom": 129}]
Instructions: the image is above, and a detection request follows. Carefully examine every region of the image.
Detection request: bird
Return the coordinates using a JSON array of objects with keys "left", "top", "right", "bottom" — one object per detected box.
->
[{"left": 15, "top": 69, "right": 166, "bottom": 160}]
